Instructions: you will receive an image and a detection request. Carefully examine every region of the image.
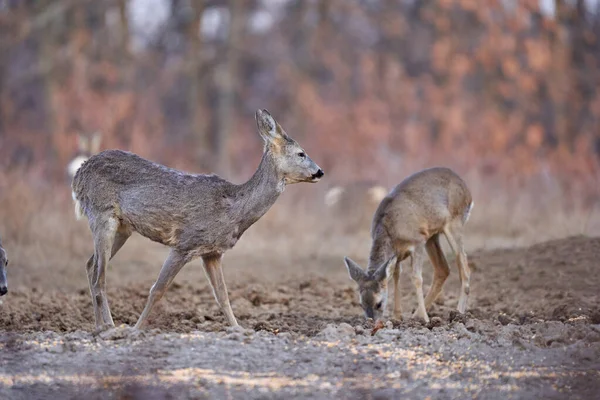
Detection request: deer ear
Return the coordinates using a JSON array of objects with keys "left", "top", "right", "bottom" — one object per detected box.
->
[
  {"left": 255, "top": 109, "right": 286, "bottom": 146},
  {"left": 373, "top": 255, "right": 397, "bottom": 282},
  {"left": 344, "top": 257, "right": 367, "bottom": 283}
]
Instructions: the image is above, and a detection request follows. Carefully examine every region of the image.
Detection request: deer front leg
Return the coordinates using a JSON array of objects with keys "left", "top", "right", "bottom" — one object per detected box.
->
[
  {"left": 424, "top": 234, "right": 450, "bottom": 310},
  {"left": 411, "top": 245, "right": 429, "bottom": 323},
  {"left": 89, "top": 216, "right": 119, "bottom": 329},
  {"left": 202, "top": 254, "right": 238, "bottom": 327},
  {"left": 392, "top": 260, "right": 402, "bottom": 319},
  {"left": 135, "top": 250, "right": 188, "bottom": 329}
]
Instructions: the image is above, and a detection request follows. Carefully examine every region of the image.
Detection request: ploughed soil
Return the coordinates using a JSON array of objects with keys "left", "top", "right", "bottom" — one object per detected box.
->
[{"left": 1, "top": 235, "right": 599, "bottom": 399}]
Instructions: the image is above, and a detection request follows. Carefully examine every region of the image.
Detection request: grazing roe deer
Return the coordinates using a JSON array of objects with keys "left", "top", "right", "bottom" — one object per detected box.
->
[
  {"left": 344, "top": 167, "right": 473, "bottom": 322},
  {"left": 324, "top": 181, "right": 388, "bottom": 233},
  {"left": 0, "top": 235, "right": 7, "bottom": 296},
  {"left": 67, "top": 132, "right": 102, "bottom": 179},
  {"left": 72, "top": 109, "right": 324, "bottom": 329}
]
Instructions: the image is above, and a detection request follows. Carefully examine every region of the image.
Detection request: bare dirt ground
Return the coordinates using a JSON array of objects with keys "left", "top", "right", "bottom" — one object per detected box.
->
[{"left": 1, "top": 234, "right": 599, "bottom": 399}]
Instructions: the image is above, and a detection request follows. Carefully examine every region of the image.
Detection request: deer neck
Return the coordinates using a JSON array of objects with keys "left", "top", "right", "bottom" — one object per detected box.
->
[
  {"left": 235, "top": 150, "right": 284, "bottom": 225},
  {"left": 367, "top": 230, "right": 394, "bottom": 273}
]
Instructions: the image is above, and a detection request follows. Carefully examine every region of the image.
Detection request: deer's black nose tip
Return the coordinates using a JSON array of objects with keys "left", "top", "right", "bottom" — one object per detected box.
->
[
  {"left": 0, "top": 286, "right": 7, "bottom": 296},
  {"left": 313, "top": 169, "right": 324, "bottom": 179}
]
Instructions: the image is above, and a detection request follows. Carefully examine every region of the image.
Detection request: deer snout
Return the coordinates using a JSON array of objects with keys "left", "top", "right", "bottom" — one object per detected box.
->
[
  {"left": 311, "top": 169, "right": 324, "bottom": 181},
  {"left": 0, "top": 285, "right": 7, "bottom": 296}
]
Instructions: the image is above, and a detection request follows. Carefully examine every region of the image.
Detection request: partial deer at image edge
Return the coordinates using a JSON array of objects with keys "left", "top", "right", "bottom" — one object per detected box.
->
[{"left": 0, "top": 235, "right": 8, "bottom": 297}]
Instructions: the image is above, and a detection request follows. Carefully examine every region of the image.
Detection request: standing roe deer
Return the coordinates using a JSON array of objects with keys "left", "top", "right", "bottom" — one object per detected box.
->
[
  {"left": 0, "top": 235, "right": 7, "bottom": 296},
  {"left": 67, "top": 132, "right": 102, "bottom": 179},
  {"left": 72, "top": 109, "right": 324, "bottom": 330},
  {"left": 344, "top": 167, "right": 473, "bottom": 322}
]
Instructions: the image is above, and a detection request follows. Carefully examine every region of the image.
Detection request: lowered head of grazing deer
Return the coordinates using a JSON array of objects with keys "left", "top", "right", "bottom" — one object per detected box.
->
[
  {"left": 72, "top": 109, "right": 323, "bottom": 330},
  {"left": 0, "top": 236, "right": 7, "bottom": 296},
  {"left": 344, "top": 255, "right": 397, "bottom": 320},
  {"left": 344, "top": 167, "right": 473, "bottom": 323}
]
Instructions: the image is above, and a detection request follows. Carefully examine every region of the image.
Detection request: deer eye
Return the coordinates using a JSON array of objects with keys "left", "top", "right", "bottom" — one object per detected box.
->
[
  {"left": 375, "top": 301, "right": 383, "bottom": 310},
  {"left": 297, "top": 152, "right": 306, "bottom": 158}
]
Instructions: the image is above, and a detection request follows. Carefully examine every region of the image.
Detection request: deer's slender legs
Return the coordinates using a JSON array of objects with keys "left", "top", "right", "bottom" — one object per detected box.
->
[
  {"left": 434, "top": 287, "right": 446, "bottom": 305},
  {"left": 88, "top": 216, "right": 119, "bottom": 328},
  {"left": 134, "top": 250, "right": 188, "bottom": 329},
  {"left": 84, "top": 255, "right": 101, "bottom": 326},
  {"left": 444, "top": 226, "right": 471, "bottom": 313},
  {"left": 410, "top": 245, "right": 429, "bottom": 323},
  {"left": 392, "top": 260, "right": 402, "bottom": 319},
  {"left": 424, "top": 234, "right": 451, "bottom": 310},
  {"left": 202, "top": 254, "right": 238, "bottom": 327},
  {"left": 85, "top": 227, "right": 130, "bottom": 328}
]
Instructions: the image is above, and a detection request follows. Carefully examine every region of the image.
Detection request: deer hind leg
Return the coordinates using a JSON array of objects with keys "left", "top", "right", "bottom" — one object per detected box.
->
[
  {"left": 85, "top": 227, "right": 131, "bottom": 327},
  {"left": 202, "top": 254, "right": 238, "bottom": 327},
  {"left": 135, "top": 250, "right": 188, "bottom": 329},
  {"left": 88, "top": 215, "right": 119, "bottom": 328},
  {"left": 85, "top": 255, "right": 102, "bottom": 327},
  {"left": 424, "top": 234, "right": 451, "bottom": 311},
  {"left": 410, "top": 245, "right": 429, "bottom": 323},
  {"left": 443, "top": 225, "right": 471, "bottom": 314},
  {"left": 392, "top": 259, "right": 403, "bottom": 319}
]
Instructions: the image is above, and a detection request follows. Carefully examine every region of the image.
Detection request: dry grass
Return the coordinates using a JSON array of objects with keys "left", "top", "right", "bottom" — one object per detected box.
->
[{"left": 0, "top": 169, "right": 598, "bottom": 292}]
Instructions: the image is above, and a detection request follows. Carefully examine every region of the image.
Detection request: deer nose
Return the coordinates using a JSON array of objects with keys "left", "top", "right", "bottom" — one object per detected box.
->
[
  {"left": 312, "top": 169, "right": 324, "bottom": 179},
  {"left": 0, "top": 286, "right": 7, "bottom": 296}
]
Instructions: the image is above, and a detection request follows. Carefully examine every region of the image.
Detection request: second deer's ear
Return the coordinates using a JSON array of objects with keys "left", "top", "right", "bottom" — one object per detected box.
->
[
  {"left": 373, "top": 255, "right": 397, "bottom": 282},
  {"left": 344, "top": 257, "right": 367, "bottom": 283},
  {"left": 255, "top": 109, "right": 286, "bottom": 146}
]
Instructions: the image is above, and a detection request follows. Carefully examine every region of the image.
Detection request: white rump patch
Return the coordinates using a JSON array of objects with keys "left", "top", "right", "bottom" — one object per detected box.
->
[{"left": 67, "top": 156, "right": 88, "bottom": 178}]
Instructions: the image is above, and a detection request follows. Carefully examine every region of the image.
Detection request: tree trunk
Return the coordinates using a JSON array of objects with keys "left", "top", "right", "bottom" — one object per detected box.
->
[
  {"left": 117, "top": 0, "right": 130, "bottom": 55},
  {"left": 187, "top": 0, "right": 210, "bottom": 170},
  {"left": 214, "top": 0, "right": 245, "bottom": 177}
]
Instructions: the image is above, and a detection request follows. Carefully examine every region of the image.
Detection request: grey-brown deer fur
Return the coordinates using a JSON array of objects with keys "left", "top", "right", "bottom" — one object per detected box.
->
[
  {"left": 72, "top": 109, "right": 324, "bottom": 330},
  {"left": 344, "top": 167, "right": 473, "bottom": 323}
]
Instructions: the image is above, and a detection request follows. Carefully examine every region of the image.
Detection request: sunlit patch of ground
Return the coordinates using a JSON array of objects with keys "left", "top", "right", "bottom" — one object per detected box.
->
[{"left": 1, "top": 324, "right": 599, "bottom": 399}]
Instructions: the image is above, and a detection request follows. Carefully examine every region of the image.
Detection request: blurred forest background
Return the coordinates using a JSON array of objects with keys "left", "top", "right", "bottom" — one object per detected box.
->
[{"left": 1, "top": 0, "right": 600, "bottom": 252}]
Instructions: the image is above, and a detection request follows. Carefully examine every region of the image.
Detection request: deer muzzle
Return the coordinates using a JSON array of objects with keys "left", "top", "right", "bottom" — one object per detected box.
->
[{"left": 311, "top": 169, "right": 325, "bottom": 181}]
